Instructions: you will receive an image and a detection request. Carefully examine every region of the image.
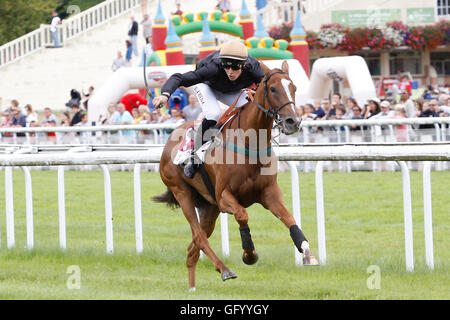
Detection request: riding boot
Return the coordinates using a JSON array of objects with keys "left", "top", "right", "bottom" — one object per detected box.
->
[{"left": 184, "top": 118, "right": 217, "bottom": 178}]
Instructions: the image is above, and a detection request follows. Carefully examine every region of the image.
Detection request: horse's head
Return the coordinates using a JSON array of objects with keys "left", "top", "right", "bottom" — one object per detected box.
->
[{"left": 256, "top": 61, "right": 301, "bottom": 135}]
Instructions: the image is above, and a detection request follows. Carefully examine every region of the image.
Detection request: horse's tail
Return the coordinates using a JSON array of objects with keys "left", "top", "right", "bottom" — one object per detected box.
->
[{"left": 152, "top": 188, "right": 180, "bottom": 209}]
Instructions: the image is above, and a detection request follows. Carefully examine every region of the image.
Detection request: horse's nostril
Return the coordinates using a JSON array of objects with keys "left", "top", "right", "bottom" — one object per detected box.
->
[{"left": 285, "top": 118, "right": 295, "bottom": 125}]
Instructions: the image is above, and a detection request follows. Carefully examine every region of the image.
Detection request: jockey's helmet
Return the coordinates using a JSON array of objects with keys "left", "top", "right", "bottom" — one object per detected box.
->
[{"left": 219, "top": 40, "right": 248, "bottom": 64}]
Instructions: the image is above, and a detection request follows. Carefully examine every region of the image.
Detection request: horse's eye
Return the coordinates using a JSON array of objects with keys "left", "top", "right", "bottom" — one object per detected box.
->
[{"left": 270, "top": 87, "right": 276, "bottom": 93}]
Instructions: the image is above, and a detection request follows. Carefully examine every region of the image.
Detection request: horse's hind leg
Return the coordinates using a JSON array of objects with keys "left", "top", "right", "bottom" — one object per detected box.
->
[
  {"left": 169, "top": 184, "right": 235, "bottom": 289},
  {"left": 186, "top": 204, "right": 236, "bottom": 291},
  {"left": 261, "top": 184, "right": 319, "bottom": 266},
  {"left": 219, "top": 189, "right": 259, "bottom": 265}
]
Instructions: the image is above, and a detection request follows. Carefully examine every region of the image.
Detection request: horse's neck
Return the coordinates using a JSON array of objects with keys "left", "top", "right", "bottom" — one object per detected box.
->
[{"left": 237, "top": 90, "right": 273, "bottom": 146}]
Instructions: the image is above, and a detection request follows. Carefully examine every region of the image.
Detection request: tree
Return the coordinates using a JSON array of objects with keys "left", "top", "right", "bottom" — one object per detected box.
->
[{"left": 0, "top": 0, "right": 59, "bottom": 45}]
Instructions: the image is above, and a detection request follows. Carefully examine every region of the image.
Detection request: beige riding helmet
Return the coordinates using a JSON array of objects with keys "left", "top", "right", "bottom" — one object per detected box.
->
[{"left": 219, "top": 40, "right": 248, "bottom": 61}]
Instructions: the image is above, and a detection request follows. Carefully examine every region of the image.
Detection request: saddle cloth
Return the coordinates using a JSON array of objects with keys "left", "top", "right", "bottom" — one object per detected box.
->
[{"left": 173, "top": 122, "right": 216, "bottom": 166}]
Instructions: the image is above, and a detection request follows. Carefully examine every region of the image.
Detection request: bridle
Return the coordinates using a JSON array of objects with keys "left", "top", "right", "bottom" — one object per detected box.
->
[{"left": 252, "top": 70, "right": 296, "bottom": 126}]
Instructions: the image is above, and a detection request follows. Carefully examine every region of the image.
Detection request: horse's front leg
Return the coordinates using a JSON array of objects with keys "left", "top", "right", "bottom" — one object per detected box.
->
[
  {"left": 218, "top": 188, "right": 259, "bottom": 265},
  {"left": 261, "top": 184, "right": 319, "bottom": 265}
]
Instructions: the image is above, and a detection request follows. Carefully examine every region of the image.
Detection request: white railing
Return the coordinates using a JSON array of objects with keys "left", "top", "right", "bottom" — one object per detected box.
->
[
  {"left": 254, "top": 0, "right": 301, "bottom": 28},
  {"left": 0, "top": 143, "right": 446, "bottom": 271},
  {"left": 0, "top": 0, "right": 140, "bottom": 69}
]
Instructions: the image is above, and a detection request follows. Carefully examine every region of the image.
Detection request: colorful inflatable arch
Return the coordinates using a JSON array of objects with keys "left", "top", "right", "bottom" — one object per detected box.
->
[{"left": 172, "top": 11, "right": 243, "bottom": 38}]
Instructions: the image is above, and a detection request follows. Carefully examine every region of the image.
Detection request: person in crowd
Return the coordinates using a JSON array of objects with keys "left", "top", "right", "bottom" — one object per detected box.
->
[
  {"left": 8, "top": 106, "right": 27, "bottom": 141},
  {"left": 150, "top": 109, "right": 161, "bottom": 124},
  {"left": 24, "top": 104, "right": 38, "bottom": 127},
  {"left": 344, "top": 97, "right": 360, "bottom": 119},
  {"left": 301, "top": 103, "right": 317, "bottom": 121},
  {"left": 37, "top": 107, "right": 57, "bottom": 142},
  {"left": 137, "top": 105, "right": 150, "bottom": 122},
  {"left": 100, "top": 103, "right": 120, "bottom": 125},
  {"left": 125, "top": 40, "right": 133, "bottom": 65},
  {"left": 391, "top": 105, "right": 407, "bottom": 142},
  {"left": 7, "top": 99, "right": 20, "bottom": 113},
  {"left": 414, "top": 99, "right": 424, "bottom": 116},
  {"left": 172, "top": 3, "right": 183, "bottom": 16},
  {"left": 364, "top": 98, "right": 381, "bottom": 119},
  {"left": 216, "top": 0, "right": 231, "bottom": 13},
  {"left": 182, "top": 94, "right": 202, "bottom": 122},
  {"left": 334, "top": 105, "right": 346, "bottom": 120},
  {"left": 131, "top": 107, "right": 140, "bottom": 123},
  {"left": 112, "top": 51, "right": 127, "bottom": 71},
  {"left": 70, "top": 104, "right": 83, "bottom": 126},
  {"left": 128, "top": 16, "right": 139, "bottom": 57},
  {"left": 75, "top": 112, "right": 89, "bottom": 127},
  {"left": 60, "top": 111, "right": 71, "bottom": 126},
  {"left": 372, "top": 100, "right": 395, "bottom": 119},
  {"left": 40, "top": 107, "right": 57, "bottom": 124},
  {"left": 50, "top": 11, "right": 62, "bottom": 48},
  {"left": 399, "top": 90, "right": 416, "bottom": 118},
  {"left": 82, "top": 86, "right": 94, "bottom": 110},
  {"left": 0, "top": 110, "right": 14, "bottom": 138},
  {"left": 312, "top": 100, "right": 326, "bottom": 119},
  {"left": 112, "top": 103, "right": 136, "bottom": 143},
  {"left": 320, "top": 98, "right": 335, "bottom": 120},
  {"left": 398, "top": 74, "right": 412, "bottom": 95},
  {"left": 350, "top": 105, "right": 363, "bottom": 131},
  {"left": 141, "top": 13, "right": 152, "bottom": 43}
]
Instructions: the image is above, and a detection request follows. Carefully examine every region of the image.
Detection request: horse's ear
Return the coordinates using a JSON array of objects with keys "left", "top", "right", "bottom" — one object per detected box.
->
[
  {"left": 259, "top": 61, "right": 270, "bottom": 75},
  {"left": 281, "top": 60, "right": 289, "bottom": 75}
]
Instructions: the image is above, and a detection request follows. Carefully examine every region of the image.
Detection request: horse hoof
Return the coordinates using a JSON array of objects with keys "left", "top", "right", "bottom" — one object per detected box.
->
[
  {"left": 303, "top": 249, "right": 320, "bottom": 266},
  {"left": 221, "top": 269, "right": 238, "bottom": 281},
  {"left": 188, "top": 287, "right": 196, "bottom": 292},
  {"left": 242, "top": 250, "right": 259, "bottom": 265}
]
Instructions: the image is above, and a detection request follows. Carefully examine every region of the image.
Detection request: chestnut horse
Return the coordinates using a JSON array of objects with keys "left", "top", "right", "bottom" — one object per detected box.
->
[{"left": 153, "top": 61, "right": 318, "bottom": 291}]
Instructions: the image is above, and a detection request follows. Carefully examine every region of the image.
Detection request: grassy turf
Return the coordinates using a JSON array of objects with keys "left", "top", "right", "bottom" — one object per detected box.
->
[{"left": 0, "top": 169, "right": 448, "bottom": 299}]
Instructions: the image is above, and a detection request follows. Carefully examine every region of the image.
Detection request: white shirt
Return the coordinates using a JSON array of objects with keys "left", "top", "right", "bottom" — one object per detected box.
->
[{"left": 51, "top": 16, "right": 61, "bottom": 32}]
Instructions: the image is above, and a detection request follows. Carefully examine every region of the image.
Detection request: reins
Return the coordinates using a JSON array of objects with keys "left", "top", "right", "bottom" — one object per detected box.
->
[{"left": 251, "top": 70, "right": 296, "bottom": 126}]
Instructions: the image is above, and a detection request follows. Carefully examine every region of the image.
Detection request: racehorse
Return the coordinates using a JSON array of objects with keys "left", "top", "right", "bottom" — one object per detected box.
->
[{"left": 153, "top": 61, "right": 318, "bottom": 291}]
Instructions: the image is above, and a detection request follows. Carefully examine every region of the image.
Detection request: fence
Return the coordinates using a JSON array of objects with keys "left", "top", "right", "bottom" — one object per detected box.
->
[
  {"left": 1, "top": 143, "right": 448, "bottom": 271},
  {"left": 1, "top": 117, "right": 450, "bottom": 171},
  {"left": 0, "top": 0, "right": 140, "bottom": 69}
]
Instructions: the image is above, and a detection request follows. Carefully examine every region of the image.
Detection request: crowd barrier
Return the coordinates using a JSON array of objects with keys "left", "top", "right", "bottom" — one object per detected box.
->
[
  {"left": 1, "top": 117, "right": 449, "bottom": 172},
  {"left": 1, "top": 143, "right": 449, "bottom": 271}
]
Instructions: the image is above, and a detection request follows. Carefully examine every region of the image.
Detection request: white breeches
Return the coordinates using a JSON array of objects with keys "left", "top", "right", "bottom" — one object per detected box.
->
[{"left": 192, "top": 83, "right": 249, "bottom": 121}]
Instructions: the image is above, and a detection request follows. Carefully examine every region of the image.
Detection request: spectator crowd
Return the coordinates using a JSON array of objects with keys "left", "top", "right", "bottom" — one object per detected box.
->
[{"left": 1, "top": 82, "right": 448, "bottom": 144}]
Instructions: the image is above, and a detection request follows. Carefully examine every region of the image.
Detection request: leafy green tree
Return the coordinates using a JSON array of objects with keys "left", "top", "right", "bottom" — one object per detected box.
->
[
  {"left": 0, "top": 0, "right": 59, "bottom": 45},
  {"left": 0, "top": 0, "right": 104, "bottom": 45}
]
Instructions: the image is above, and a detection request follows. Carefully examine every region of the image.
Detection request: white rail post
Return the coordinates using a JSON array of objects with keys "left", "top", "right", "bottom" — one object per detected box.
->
[
  {"left": 4, "top": 146, "right": 36, "bottom": 249},
  {"left": 398, "top": 161, "right": 414, "bottom": 272},
  {"left": 57, "top": 166, "right": 67, "bottom": 250},
  {"left": 5, "top": 165, "right": 15, "bottom": 249},
  {"left": 315, "top": 161, "right": 326, "bottom": 266},
  {"left": 100, "top": 164, "right": 114, "bottom": 254},
  {"left": 58, "top": 146, "right": 92, "bottom": 250},
  {"left": 422, "top": 161, "right": 434, "bottom": 270},
  {"left": 133, "top": 163, "right": 143, "bottom": 254},
  {"left": 288, "top": 161, "right": 302, "bottom": 266},
  {"left": 22, "top": 167, "right": 34, "bottom": 250},
  {"left": 220, "top": 212, "right": 230, "bottom": 257}
]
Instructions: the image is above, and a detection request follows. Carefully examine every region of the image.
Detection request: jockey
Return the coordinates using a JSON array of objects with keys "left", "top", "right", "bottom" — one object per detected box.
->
[{"left": 152, "top": 39, "right": 265, "bottom": 178}]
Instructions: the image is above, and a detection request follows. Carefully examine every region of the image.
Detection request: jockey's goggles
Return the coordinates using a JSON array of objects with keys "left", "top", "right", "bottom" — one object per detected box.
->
[{"left": 221, "top": 59, "right": 244, "bottom": 71}]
